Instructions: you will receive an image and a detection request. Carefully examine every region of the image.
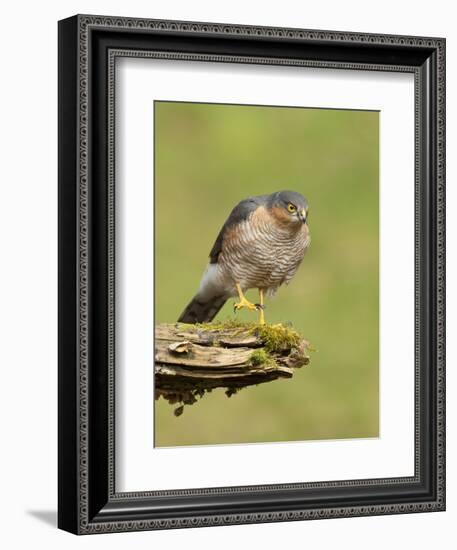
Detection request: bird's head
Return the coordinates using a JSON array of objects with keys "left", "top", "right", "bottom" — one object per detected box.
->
[{"left": 267, "top": 191, "right": 309, "bottom": 226}]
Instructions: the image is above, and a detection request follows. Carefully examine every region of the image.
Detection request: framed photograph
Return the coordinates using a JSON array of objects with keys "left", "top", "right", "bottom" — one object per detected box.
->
[{"left": 58, "top": 14, "right": 446, "bottom": 534}]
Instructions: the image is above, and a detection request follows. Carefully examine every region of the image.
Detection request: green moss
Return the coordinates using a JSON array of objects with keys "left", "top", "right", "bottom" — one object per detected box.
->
[
  {"left": 251, "top": 323, "right": 301, "bottom": 353},
  {"left": 248, "top": 349, "right": 269, "bottom": 366},
  {"left": 193, "top": 319, "right": 250, "bottom": 333},
  {"left": 248, "top": 348, "right": 277, "bottom": 370}
]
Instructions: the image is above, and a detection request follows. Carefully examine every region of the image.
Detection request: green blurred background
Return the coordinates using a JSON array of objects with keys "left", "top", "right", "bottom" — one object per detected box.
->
[{"left": 154, "top": 101, "right": 379, "bottom": 447}]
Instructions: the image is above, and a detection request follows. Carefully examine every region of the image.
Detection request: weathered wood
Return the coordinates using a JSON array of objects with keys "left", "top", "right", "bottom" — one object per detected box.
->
[
  {"left": 155, "top": 339, "right": 254, "bottom": 368},
  {"left": 154, "top": 322, "right": 311, "bottom": 415}
]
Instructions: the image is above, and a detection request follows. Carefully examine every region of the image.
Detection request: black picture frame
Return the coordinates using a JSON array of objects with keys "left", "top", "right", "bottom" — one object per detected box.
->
[{"left": 58, "top": 14, "right": 446, "bottom": 534}]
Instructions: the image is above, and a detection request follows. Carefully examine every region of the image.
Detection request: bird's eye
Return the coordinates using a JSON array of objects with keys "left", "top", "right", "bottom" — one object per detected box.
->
[{"left": 287, "top": 203, "right": 296, "bottom": 213}]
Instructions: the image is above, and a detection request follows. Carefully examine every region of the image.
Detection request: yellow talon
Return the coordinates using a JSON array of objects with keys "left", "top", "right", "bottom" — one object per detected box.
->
[
  {"left": 234, "top": 283, "right": 258, "bottom": 312},
  {"left": 233, "top": 284, "right": 266, "bottom": 325}
]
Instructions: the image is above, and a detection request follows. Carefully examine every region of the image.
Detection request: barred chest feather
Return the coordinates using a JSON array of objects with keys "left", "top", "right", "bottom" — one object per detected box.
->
[{"left": 218, "top": 206, "right": 310, "bottom": 293}]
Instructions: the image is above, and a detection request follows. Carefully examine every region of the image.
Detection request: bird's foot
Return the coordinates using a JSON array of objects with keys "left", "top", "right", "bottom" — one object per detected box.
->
[{"left": 233, "top": 296, "right": 260, "bottom": 313}]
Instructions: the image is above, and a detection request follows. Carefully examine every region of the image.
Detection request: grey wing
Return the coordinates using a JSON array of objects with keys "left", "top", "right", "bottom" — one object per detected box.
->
[{"left": 208, "top": 195, "right": 268, "bottom": 263}]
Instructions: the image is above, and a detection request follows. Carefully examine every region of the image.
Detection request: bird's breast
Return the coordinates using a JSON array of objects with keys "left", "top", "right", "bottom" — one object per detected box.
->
[{"left": 219, "top": 207, "right": 310, "bottom": 290}]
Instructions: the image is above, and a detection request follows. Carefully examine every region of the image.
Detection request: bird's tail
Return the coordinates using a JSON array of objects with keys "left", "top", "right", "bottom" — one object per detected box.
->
[{"left": 177, "top": 293, "right": 227, "bottom": 324}]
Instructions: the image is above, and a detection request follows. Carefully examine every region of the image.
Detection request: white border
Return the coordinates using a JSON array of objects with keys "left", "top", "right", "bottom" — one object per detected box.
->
[{"left": 115, "top": 58, "right": 415, "bottom": 492}]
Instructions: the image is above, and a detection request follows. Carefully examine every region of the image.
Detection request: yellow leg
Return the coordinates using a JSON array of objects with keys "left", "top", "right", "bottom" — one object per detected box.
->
[
  {"left": 234, "top": 283, "right": 258, "bottom": 313},
  {"left": 258, "top": 289, "right": 266, "bottom": 325}
]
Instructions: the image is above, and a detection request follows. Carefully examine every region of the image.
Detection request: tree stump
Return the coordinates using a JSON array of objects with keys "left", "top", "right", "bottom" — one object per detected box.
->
[{"left": 154, "top": 321, "right": 311, "bottom": 415}]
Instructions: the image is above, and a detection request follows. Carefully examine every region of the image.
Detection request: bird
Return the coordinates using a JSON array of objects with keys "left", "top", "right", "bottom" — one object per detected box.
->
[{"left": 178, "top": 190, "right": 310, "bottom": 325}]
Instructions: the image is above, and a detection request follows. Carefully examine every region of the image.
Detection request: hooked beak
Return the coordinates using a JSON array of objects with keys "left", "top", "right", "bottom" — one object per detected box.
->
[{"left": 298, "top": 208, "right": 307, "bottom": 224}]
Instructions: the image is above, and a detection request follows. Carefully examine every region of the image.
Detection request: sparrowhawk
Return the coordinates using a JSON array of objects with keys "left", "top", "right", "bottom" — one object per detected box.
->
[{"left": 178, "top": 190, "right": 310, "bottom": 325}]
